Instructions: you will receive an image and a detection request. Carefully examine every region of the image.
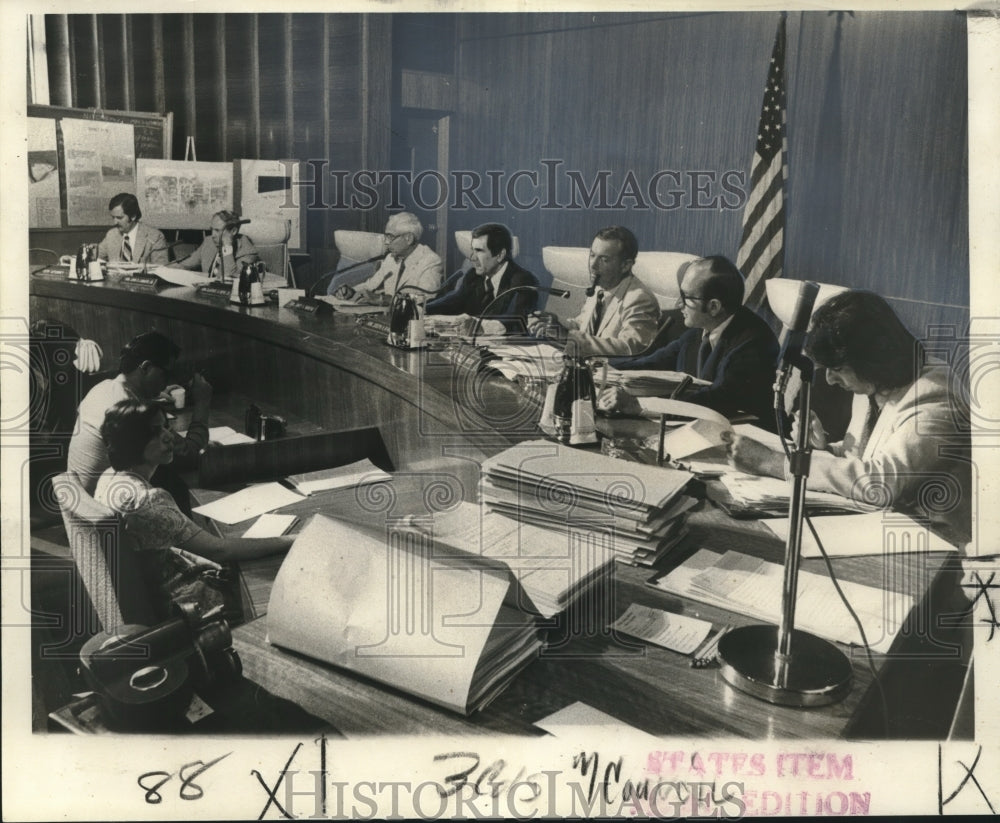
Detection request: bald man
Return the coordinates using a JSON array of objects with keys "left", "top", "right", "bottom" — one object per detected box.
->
[{"left": 600, "top": 255, "right": 780, "bottom": 430}]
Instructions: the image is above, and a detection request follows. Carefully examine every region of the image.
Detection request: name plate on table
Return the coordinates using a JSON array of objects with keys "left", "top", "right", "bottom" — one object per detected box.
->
[
  {"left": 196, "top": 281, "right": 234, "bottom": 299},
  {"left": 121, "top": 273, "right": 163, "bottom": 292}
]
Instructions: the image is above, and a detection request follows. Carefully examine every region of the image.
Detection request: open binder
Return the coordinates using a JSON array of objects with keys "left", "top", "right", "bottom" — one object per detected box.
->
[{"left": 266, "top": 514, "right": 542, "bottom": 715}]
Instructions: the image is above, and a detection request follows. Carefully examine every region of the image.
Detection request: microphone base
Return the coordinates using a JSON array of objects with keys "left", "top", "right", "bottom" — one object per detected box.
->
[{"left": 717, "top": 624, "right": 851, "bottom": 707}]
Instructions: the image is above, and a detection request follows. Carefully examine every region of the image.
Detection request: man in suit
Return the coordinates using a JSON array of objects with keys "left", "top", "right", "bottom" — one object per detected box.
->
[
  {"left": 171, "top": 210, "right": 259, "bottom": 280},
  {"left": 426, "top": 223, "right": 538, "bottom": 333},
  {"left": 527, "top": 226, "right": 660, "bottom": 357},
  {"left": 599, "top": 255, "right": 780, "bottom": 429},
  {"left": 334, "top": 212, "right": 443, "bottom": 304},
  {"left": 97, "top": 192, "right": 169, "bottom": 265}
]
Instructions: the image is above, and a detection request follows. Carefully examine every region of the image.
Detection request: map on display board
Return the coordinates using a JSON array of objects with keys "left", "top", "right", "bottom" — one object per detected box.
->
[
  {"left": 136, "top": 159, "right": 234, "bottom": 230},
  {"left": 235, "top": 159, "right": 306, "bottom": 252},
  {"left": 27, "top": 117, "right": 61, "bottom": 228},
  {"left": 60, "top": 118, "right": 136, "bottom": 226}
]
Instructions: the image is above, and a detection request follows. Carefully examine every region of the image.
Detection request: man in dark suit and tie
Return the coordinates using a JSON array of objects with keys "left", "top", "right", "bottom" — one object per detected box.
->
[
  {"left": 598, "top": 255, "right": 780, "bottom": 430},
  {"left": 97, "top": 192, "right": 169, "bottom": 265},
  {"left": 425, "top": 223, "right": 538, "bottom": 333}
]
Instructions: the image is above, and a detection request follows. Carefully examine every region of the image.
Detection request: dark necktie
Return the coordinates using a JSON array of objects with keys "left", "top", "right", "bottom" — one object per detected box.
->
[
  {"left": 859, "top": 395, "right": 882, "bottom": 453},
  {"left": 697, "top": 337, "right": 713, "bottom": 379},
  {"left": 390, "top": 260, "right": 406, "bottom": 294},
  {"left": 122, "top": 235, "right": 132, "bottom": 262},
  {"left": 482, "top": 276, "right": 495, "bottom": 313},
  {"left": 588, "top": 290, "right": 605, "bottom": 335}
]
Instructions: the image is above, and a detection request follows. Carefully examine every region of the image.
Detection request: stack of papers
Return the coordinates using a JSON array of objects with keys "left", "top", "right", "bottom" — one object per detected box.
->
[
  {"left": 479, "top": 440, "right": 695, "bottom": 566},
  {"left": 604, "top": 367, "right": 711, "bottom": 397},
  {"left": 285, "top": 458, "right": 391, "bottom": 496},
  {"left": 267, "top": 514, "right": 543, "bottom": 714},
  {"left": 718, "top": 471, "right": 878, "bottom": 516},
  {"left": 650, "top": 548, "right": 913, "bottom": 653},
  {"left": 425, "top": 502, "right": 616, "bottom": 617},
  {"left": 480, "top": 342, "right": 565, "bottom": 382}
]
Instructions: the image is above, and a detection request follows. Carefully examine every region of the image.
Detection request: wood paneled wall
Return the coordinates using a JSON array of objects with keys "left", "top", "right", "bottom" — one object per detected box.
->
[
  {"left": 451, "top": 11, "right": 969, "bottom": 337},
  {"left": 44, "top": 13, "right": 393, "bottom": 278}
]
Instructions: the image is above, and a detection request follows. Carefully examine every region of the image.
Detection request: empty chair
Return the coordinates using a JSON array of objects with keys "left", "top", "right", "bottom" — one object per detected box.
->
[{"left": 243, "top": 217, "right": 294, "bottom": 287}]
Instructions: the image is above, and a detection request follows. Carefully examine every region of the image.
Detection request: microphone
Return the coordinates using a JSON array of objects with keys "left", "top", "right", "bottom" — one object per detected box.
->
[
  {"left": 471, "top": 285, "right": 571, "bottom": 347},
  {"left": 774, "top": 280, "right": 819, "bottom": 397},
  {"left": 284, "top": 253, "right": 388, "bottom": 316}
]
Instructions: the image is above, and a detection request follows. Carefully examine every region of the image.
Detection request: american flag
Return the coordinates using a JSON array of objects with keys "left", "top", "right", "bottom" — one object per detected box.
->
[{"left": 738, "top": 15, "right": 787, "bottom": 308}]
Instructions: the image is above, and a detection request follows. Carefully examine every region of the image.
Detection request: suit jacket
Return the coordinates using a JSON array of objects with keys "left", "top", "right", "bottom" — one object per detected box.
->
[
  {"left": 810, "top": 361, "right": 972, "bottom": 544},
  {"left": 174, "top": 235, "right": 258, "bottom": 278},
  {"left": 426, "top": 260, "right": 538, "bottom": 332},
  {"left": 565, "top": 274, "right": 660, "bottom": 357},
  {"left": 356, "top": 244, "right": 444, "bottom": 296},
  {"left": 97, "top": 222, "right": 169, "bottom": 265},
  {"left": 612, "top": 305, "right": 780, "bottom": 429}
]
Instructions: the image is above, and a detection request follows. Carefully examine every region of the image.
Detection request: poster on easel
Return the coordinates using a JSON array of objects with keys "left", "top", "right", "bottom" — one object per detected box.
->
[
  {"left": 60, "top": 118, "right": 135, "bottom": 225},
  {"left": 136, "top": 159, "right": 233, "bottom": 230},
  {"left": 27, "top": 117, "right": 60, "bottom": 228},
  {"left": 235, "top": 159, "right": 306, "bottom": 252}
]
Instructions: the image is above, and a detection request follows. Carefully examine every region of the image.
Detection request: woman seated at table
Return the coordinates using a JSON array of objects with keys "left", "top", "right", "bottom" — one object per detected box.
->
[
  {"left": 170, "top": 210, "right": 258, "bottom": 280},
  {"left": 95, "top": 398, "right": 291, "bottom": 620},
  {"left": 728, "top": 289, "right": 971, "bottom": 545}
]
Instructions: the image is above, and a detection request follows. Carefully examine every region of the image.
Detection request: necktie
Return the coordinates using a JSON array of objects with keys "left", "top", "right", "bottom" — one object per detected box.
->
[
  {"left": 588, "top": 290, "right": 605, "bottom": 335},
  {"left": 122, "top": 235, "right": 132, "bottom": 262},
  {"left": 390, "top": 260, "right": 406, "bottom": 295},
  {"left": 697, "top": 337, "right": 713, "bottom": 379},
  {"left": 482, "top": 276, "right": 495, "bottom": 313},
  {"left": 859, "top": 395, "right": 882, "bottom": 453}
]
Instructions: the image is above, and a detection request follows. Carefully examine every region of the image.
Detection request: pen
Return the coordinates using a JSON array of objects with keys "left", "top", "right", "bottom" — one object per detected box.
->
[{"left": 690, "top": 623, "right": 732, "bottom": 668}]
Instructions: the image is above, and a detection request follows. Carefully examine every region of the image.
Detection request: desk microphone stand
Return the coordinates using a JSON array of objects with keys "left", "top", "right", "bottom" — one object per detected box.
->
[{"left": 715, "top": 354, "right": 852, "bottom": 707}]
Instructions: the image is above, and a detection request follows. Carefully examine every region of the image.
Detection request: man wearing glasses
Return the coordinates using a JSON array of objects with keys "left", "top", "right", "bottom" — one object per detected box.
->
[
  {"left": 598, "top": 255, "right": 780, "bottom": 431},
  {"left": 334, "top": 212, "right": 443, "bottom": 304}
]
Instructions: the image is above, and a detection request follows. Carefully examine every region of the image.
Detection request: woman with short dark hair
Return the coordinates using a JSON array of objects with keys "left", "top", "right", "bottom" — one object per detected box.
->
[
  {"left": 95, "top": 399, "right": 291, "bottom": 619},
  {"left": 730, "top": 290, "right": 971, "bottom": 544}
]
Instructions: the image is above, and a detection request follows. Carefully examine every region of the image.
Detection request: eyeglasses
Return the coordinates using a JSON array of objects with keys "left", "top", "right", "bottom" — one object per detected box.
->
[
  {"left": 384, "top": 232, "right": 408, "bottom": 242},
  {"left": 677, "top": 289, "right": 707, "bottom": 308}
]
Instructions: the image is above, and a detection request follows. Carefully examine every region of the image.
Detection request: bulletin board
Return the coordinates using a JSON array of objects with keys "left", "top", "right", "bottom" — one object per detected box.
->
[{"left": 26, "top": 104, "right": 172, "bottom": 228}]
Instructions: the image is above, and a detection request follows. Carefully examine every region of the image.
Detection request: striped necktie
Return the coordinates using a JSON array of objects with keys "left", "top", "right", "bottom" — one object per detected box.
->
[{"left": 122, "top": 235, "right": 133, "bottom": 262}]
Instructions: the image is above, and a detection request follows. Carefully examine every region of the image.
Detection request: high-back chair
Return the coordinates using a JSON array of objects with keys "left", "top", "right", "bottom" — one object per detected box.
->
[
  {"left": 327, "top": 230, "right": 387, "bottom": 294},
  {"left": 53, "top": 472, "right": 157, "bottom": 634},
  {"left": 243, "top": 217, "right": 294, "bottom": 287}
]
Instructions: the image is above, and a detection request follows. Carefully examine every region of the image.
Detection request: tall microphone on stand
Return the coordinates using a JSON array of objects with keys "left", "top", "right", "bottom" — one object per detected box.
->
[{"left": 716, "top": 279, "right": 852, "bottom": 708}]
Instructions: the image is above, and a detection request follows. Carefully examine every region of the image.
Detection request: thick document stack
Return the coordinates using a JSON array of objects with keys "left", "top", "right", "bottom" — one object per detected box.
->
[
  {"left": 426, "top": 501, "right": 616, "bottom": 618},
  {"left": 650, "top": 549, "right": 912, "bottom": 654},
  {"left": 715, "top": 471, "right": 880, "bottom": 517},
  {"left": 480, "top": 440, "right": 695, "bottom": 566},
  {"left": 267, "top": 514, "right": 543, "bottom": 715},
  {"left": 603, "top": 367, "right": 711, "bottom": 397}
]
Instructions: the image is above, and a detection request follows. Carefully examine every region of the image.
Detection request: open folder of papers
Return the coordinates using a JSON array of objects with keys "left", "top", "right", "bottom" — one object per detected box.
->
[
  {"left": 650, "top": 548, "right": 912, "bottom": 654},
  {"left": 424, "top": 501, "right": 616, "bottom": 618},
  {"left": 266, "top": 514, "right": 543, "bottom": 715},
  {"left": 603, "top": 367, "right": 711, "bottom": 397},
  {"left": 480, "top": 440, "right": 695, "bottom": 566},
  {"left": 285, "top": 458, "right": 391, "bottom": 495}
]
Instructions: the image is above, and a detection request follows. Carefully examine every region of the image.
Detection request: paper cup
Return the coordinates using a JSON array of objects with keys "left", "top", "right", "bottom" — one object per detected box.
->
[{"left": 170, "top": 387, "right": 186, "bottom": 409}]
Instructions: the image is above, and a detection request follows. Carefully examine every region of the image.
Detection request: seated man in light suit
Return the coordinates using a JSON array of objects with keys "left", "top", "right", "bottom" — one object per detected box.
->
[
  {"left": 171, "top": 210, "right": 259, "bottom": 280},
  {"left": 526, "top": 226, "right": 659, "bottom": 357},
  {"left": 598, "top": 255, "right": 780, "bottom": 431},
  {"left": 97, "top": 192, "right": 169, "bottom": 265},
  {"left": 333, "top": 212, "right": 444, "bottom": 304},
  {"left": 425, "top": 223, "right": 538, "bottom": 334},
  {"left": 729, "top": 289, "right": 972, "bottom": 545}
]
